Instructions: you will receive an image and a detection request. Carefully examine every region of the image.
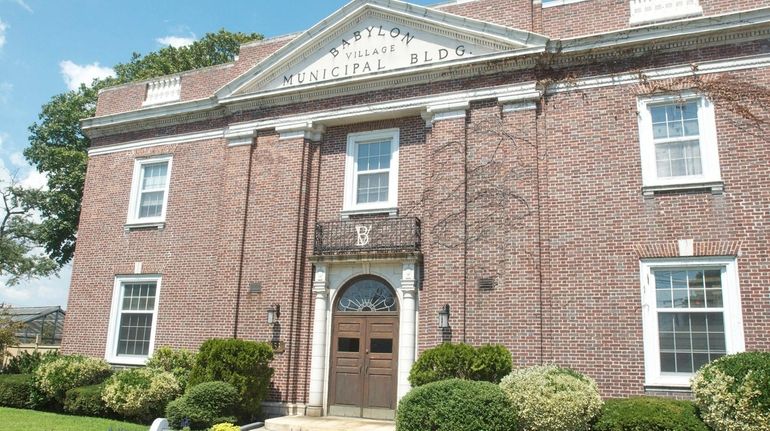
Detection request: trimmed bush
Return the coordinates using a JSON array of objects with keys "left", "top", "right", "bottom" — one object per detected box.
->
[
  {"left": 210, "top": 424, "right": 240, "bottom": 431},
  {"left": 691, "top": 351, "right": 770, "bottom": 431},
  {"left": 594, "top": 397, "right": 708, "bottom": 431},
  {"left": 0, "top": 374, "right": 33, "bottom": 408},
  {"left": 409, "top": 343, "right": 512, "bottom": 387},
  {"left": 102, "top": 367, "right": 181, "bottom": 423},
  {"left": 34, "top": 355, "right": 111, "bottom": 402},
  {"left": 396, "top": 378, "right": 517, "bottom": 431},
  {"left": 3, "top": 350, "right": 59, "bottom": 374},
  {"left": 188, "top": 338, "right": 274, "bottom": 422},
  {"left": 63, "top": 382, "right": 113, "bottom": 418},
  {"left": 146, "top": 346, "right": 196, "bottom": 390},
  {"left": 166, "top": 381, "right": 239, "bottom": 431},
  {"left": 500, "top": 365, "right": 602, "bottom": 431}
]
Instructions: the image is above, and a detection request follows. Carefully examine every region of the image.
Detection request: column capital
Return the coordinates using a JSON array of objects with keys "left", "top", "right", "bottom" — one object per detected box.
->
[
  {"left": 312, "top": 263, "right": 328, "bottom": 293},
  {"left": 276, "top": 121, "right": 325, "bottom": 142},
  {"left": 400, "top": 261, "right": 419, "bottom": 293}
]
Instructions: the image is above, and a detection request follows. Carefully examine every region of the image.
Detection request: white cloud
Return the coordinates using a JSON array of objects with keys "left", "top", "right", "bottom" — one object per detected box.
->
[
  {"left": 156, "top": 35, "right": 196, "bottom": 48},
  {"left": 14, "top": 0, "right": 33, "bottom": 13},
  {"left": 59, "top": 60, "right": 115, "bottom": 91},
  {"left": 0, "top": 263, "right": 72, "bottom": 308},
  {"left": 9, "top": 152, "right": 25, "bottom": 167},
  {"left": 0, "top": 19, "right": 7, "bottom": 49}
]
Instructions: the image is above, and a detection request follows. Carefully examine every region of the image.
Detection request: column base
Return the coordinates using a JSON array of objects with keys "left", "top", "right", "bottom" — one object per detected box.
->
[{"left": 305, "top": 405, "right": 324, "bottom": 417}]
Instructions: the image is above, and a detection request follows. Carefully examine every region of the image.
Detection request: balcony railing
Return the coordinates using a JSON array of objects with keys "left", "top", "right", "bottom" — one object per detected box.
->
[
  {"left": 314, "top": 217, "right": 421, "bottom": 256},
  {"left": 630, "top": 0, "right": 703, "bottom": 25}
]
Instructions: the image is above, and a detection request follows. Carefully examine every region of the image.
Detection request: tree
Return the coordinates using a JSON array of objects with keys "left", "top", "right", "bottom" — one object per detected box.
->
[
  {"left": 0, "top": 175, "right": 58, "bottom": 285},
  {"left": 24, "top": 29, "right": 263, "bottom": 267}
]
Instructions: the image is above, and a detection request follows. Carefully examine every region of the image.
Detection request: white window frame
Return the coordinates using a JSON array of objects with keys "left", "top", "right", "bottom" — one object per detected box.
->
[
  {"left": 105, "top": 274, "right": 162, "bottom": 365},
  {"left": 126, "top": 155, "right": 173, "bottom": 226},
  {"left": 637, "top": 94, "right": 722, "bottom": 194},
  {"left": 343, "top": 128, "right": 400, "bottom": 215},
  {"left": 640, "top": 257, "right": 745, "bottom": 387}
]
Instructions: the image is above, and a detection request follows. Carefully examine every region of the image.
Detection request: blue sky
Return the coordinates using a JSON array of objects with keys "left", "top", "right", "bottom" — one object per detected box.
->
[{"left": 0, "top": 0, "right": 437, "bottom": 307}]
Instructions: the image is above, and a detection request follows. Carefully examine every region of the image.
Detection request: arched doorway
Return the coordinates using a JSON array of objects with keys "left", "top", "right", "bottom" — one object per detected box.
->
[{"left": 328, "top": 275, "right": 399, "bottom": 419}]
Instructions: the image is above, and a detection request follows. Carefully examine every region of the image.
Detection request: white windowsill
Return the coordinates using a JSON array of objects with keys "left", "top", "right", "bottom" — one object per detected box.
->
[
  {"left": 542, "top": 0, "right": 591, "bottom": 8},
  {"left": 642, "top": 180, "right": 724, "bottom": 197},
  {"left": 124, "top": 221, "right": 166, "bottom": 231},
  {"left": 107, "top": 356, "right": 148, "bottom": 366},
  {"left": 340, "top": 207, "right": 399, "bottom": 219}
]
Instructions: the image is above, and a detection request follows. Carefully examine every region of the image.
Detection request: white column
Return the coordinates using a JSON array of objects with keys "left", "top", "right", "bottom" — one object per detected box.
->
[
  {"left": 307, "top": 264, "right": 329, "bottom": 417},
  {"left": 397, "top": 261, "right": 419, "bottom": 402}
]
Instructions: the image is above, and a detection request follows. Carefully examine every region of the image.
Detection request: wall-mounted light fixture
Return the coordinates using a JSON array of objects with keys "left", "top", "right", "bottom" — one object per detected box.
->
[
  {"left": 267, "top": 304, "right": 281, "bottom": 326},
  {"left": 438, "top": 304, "right": 450, "bottom": 329}
]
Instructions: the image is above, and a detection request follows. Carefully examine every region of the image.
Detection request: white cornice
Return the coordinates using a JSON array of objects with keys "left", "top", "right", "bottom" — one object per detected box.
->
[{"left": 87, "top": 129, "right": 224, "bottom": 156}]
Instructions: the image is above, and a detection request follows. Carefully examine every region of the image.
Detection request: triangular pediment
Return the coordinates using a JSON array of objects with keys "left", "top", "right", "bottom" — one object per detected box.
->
[{"left": 219, "top": 0, "right": 547, "bottom": 98}]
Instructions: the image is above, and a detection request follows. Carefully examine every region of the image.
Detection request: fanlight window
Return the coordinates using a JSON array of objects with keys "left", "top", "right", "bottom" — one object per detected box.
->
[{"left": 336, "top": 277, "right": 397, "bottom": 312}]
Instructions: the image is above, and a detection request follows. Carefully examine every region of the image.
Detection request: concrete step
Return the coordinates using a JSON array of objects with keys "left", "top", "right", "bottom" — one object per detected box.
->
[{"left": 264, "top": 415, "right": 395, "bottom": 431}]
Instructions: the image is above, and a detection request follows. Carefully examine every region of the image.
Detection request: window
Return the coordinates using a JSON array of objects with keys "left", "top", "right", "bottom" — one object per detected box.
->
[
  {"left": 637, "top": 95, "right": 722, "bottom": 194},
  {"left": 640, "top": 258, "right": 744, "bottom": 387},
  {"left": 343, "top": 129, "right": 399, "bottom": 214},
  {"left": 127, "top": 156, "right": 172, "bottom": 226},
  {"left": 105, "top": 275, "right": 161, "bottom": 365}
]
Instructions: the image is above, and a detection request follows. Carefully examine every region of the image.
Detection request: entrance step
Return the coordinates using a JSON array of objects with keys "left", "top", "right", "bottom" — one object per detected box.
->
[{"left": 264, "top": 415, "right": 395, "bottom": 431}]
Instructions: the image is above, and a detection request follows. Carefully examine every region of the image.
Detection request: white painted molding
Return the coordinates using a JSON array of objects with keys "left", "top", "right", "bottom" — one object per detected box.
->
[
  {"left": 88, "top": 129, "right": 224, "bottom": 156},
  {"left": 542, "top": 0, "right": 591, "bottom": 8},
  {"left": 502, "top": 100, "right": 538, "bottom": 112},
  {"left": 226, "top": 133, "right": 255, "bottom": 147},
  {"left": 423, "top": 101, "right": 469, "bottom": 126},
  {"left": 630, "top": 0, "right": 703, "bottom": 26},
  {"left": 143, "top": 77, "right": 181, "bottom": 106},
  {"left": 275, "top": 122, "right": 326, "bottom": 142}
]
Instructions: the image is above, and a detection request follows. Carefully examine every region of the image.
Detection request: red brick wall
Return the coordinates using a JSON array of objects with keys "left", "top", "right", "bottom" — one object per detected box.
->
[{"left": 437, "top": 0, "right": 535, "bottom": 30}]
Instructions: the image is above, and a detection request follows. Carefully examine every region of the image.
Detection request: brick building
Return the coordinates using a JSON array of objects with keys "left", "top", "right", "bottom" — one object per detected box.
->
[{"left": 63, "top": 0, "right": 770, "bottom": 420}]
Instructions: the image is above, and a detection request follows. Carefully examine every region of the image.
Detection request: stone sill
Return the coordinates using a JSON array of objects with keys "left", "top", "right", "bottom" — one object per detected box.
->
[
  {"left": 123, "top": 221, "right": 165, "bottom": 231},
  {"left": 642, "top": 180, "right": 724, "bottom": 197}
]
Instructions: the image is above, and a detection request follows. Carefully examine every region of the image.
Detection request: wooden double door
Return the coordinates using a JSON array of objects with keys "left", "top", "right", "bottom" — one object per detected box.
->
[{"left": 328, "top": 314, "right": 399, "bottom": 419}]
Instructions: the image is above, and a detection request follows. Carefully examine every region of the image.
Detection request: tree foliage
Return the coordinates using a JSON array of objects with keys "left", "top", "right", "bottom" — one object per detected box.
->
[{"left": 23, "top": 29, "right": 263, "bottom": 268}]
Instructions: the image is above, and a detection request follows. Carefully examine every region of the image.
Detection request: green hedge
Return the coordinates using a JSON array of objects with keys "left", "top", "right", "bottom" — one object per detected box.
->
[
  {"left": 500, "top": 365, "right": 602, "bottom": 431},
  {"left": 63, "top": 382, "right": 113, "bottom": 418},
  {"left": 692, "top": 351, "right": 770, "bottom": 431},
  {"left": 102, "top": 367, "right": 181, "bottom": 423},
  {"left": 166, "top": 381, "right": 239, "bottom": 431},
  {"left": 396, "top": 378, "right": 517, "bottom": 431},
  {"left": 0, "top": 374, "right": 33, "bottom": 408},
  {"left": 188, "top": 338, "right": 274, "bottom": 422},
  {"left": 408, "top": 343, "right": 512, "bottom": 387},
  {"left": 146, "top": 346, "right": 196, "bottom": 391},
  {"left": 2, "top": 350, "right": 59, "bottom": 375},
  {"left": 594, "top": 397, "right": 708, "bottom": 431},
  {"left": 33, "top": 355, "right": 112, "bottom": 403}
]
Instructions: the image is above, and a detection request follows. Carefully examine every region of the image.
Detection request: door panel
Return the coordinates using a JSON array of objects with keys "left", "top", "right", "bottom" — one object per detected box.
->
[{"left": 330, "top": 314, "right": 398, "bottom": 419}]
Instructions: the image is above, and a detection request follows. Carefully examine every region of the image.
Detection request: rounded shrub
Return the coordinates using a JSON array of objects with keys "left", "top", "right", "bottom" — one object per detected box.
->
[
  {"left": 63, "top": 382, "right": 112, "bottom": 418},
  {"left": 691, "top": 351, "right": 770, "bottom": 431},
  {"left": 210, "top": 424, "right": 240, "bottom": 431},
  {"left": 188, "top": 338, "right": 274, "bottom": 422},
  {"left": 409, "top": 343, "right": 512, "bottom": 387},
  {"left": 34, "top": 355, "right": 111, "bottom": 402},
  {"left": 102, "top": 367, "right": 181, "bottom": 423},
  {"left": 594, "top": 397, "right": 708, "bottom": 431},
  {"left": 166, "top": 381, "right": 240, "bottom": 431},
  {"left": 0, "top": 374, "right": 33, "bottom": 408},
  {"left": 500, "top": 365, "right": 603, "bottom": 431},
  {"left": 396, "top": 378, "right": 517, "bottom": 431},
  {"left": 146, "top": 346, "right": 197, "bottom": 391}
]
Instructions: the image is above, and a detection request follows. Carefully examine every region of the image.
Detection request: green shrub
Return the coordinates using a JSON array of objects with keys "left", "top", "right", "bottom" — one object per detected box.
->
[
  {"left": 146, "top": 346, "right": 196, "bottom": 390},
  {"left": 691, "top": 351, "right": 770, "bottom": 431},
  {"left": 3, "top": 350, "right": 59, "bottom": 374},
  {"left": 210, "top": 423, "right": 240, "bottom": 431},
  {"left": 34, "top": 355, "right": 111, "bottom": 403},
  {"left": 396, "top": 378, "right": 517, "bottom": 431},
  {"left": 409, "top": 343, "right": 513, "bottom": 387},
  {"left": 166, "top": 381, "right": 239, "bottom": 431},
  {"left": 500, "top": 365, "right": 602, "bottom": 431},
  {"left": 102, "top": 367, "right": 181, "bottom": 423},
  {"left": 188, "top": 338, "right": 274, "bottom": 422},
  {"left": 594, "top": 397, "right": 708, "bottom": 431},
  {"left": 63, "top": 382, "right": 113, "bottom": 418},
  {"left": 0, "top": 374, "right": 33, "bottom": 408}
]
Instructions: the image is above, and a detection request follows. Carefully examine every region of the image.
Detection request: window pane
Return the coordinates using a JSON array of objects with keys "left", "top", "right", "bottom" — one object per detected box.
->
[
  {"left": 122, "top": 283, "right": 157, "bottom": 311},
  {"left": 141, "top": 162, "right": 168, "bottom": 190},
  {"left": 658, "top": 311, "right": 726, "bottom": 375},
  {"left": 116, "top": 313, "right": 153, "bottom": 356},
  {"left": 660, "top": 352, "right": 676, "bottom": 372},
  {"left": 683, "top": 119, "right": 699, "bottom": 136},
  {"left": 371, "top": 338, "right": 393, "bottom": 354},
  {"left": 337, "top": 337, "right": 360, "bottom": 352},
  {"left": 139, "top": 191, "right": 165, "bottom": 218},
  {"left": 356, "top": 172, "right": 389, "bottom": 204},
  {"left": 357, "top": 140, "right": 391, "bottom": 172},
  {"left": 705, "top": 289, "right": 723, "bottom": 308}
]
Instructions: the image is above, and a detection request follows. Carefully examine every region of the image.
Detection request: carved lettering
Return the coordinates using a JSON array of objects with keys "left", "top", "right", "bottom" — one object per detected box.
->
[
  {"left": 390, "top": 27, "right": 400, "bottom": 38},
  {"left": 353, "top": 31, "right": 362, "bottom": 41},
  {"left": 401, "top": 32, "right": 414, "bottom": 45},
  {"left": 411, "top": 53, "right": 419, "bottom": 64},
  {"left": 365, "top": 26, "right": 374, "bottom": 37},
  {"left": 284, "top": 75, "right": 293, "bottom": 85},
  {"left": 330, "top": 47, "right": 339, "bottom": 57},
  {"left": 439, "top": 48, "right": 448, "bottom": 60},
  {"left": 456, "top": 45, "right": 466, "bottom": 56}
]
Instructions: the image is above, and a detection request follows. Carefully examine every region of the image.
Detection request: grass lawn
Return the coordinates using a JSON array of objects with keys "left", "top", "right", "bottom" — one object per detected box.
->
[{"left": 0, "top": 407, "right": 147, "bottom": 431}]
